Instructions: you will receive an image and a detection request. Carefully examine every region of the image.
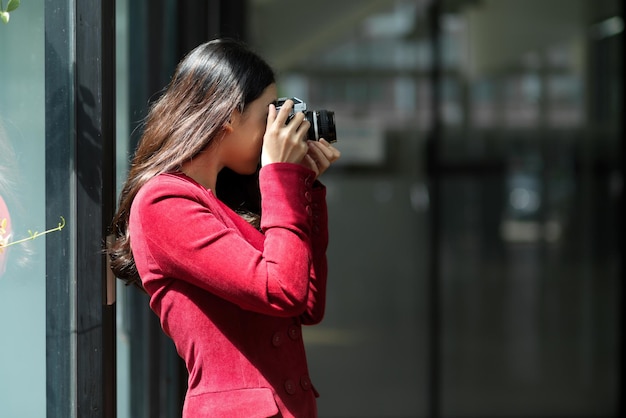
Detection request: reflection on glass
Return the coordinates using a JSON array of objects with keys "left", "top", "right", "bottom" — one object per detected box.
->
[
  {"left": 440, "top": 0, "right": 621, "bottom": 416},
  {"left": 0, "top": 2, "right": 47, "bottom": 417}
]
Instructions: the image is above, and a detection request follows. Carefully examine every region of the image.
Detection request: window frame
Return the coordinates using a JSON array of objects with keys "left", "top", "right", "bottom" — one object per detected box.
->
[{"left": 45, "top": 0, "right": 117, "bottom": 416}]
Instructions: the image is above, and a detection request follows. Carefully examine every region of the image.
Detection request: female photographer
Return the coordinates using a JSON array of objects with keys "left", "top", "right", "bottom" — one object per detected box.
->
[{"left": 109, "top": 39, "right": 340, "bottom": 417}]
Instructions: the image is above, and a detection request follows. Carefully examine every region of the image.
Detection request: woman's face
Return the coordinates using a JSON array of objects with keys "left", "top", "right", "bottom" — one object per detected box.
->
[{"left": 220, "top": 83, "right": 277, "bottom": 174}]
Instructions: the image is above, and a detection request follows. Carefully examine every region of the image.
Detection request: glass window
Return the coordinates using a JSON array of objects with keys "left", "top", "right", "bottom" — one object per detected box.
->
[
  {"left": 249, "top": 1, "right": 433, "bottom": 416},
  {"left": 438, "top": 0, "right": 623, "bottom": 416},
  {"left": 249, "top": 0, "right": 623, "bottom": 416},
  {"left": 0, "top": 2, "right": 47, "bottom": 416},
  {"left": 111, "top": 1, "right": 624, "bottom": 417},
  {"left": 2, "top": 1, "right": 116, "bottom": 416}
]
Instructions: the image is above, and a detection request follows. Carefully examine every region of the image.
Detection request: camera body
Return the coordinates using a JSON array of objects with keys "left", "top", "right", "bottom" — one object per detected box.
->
[{"left": 274, "top": 97, "right": 337, "bottom": 143}]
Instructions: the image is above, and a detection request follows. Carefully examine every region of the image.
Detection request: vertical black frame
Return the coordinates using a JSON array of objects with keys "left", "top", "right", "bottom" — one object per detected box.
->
[
  {"left": 426, "top": 1, "right": 442, "bottom": 417},
  {"left": 618, "top": 2, "right": 625, "bottom": 415},
  {"left": 45, "top": 0, "right": 117, "bottom": 416},
  {"left": 45, "top": 1, "right": 73, "bottom": 416}
]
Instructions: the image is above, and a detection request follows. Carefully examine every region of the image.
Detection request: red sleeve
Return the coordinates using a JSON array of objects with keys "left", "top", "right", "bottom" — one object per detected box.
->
[
  {"left": 131, "top": 164, "right": 327, "bottom": 319},
  {"left": 300, "top": 183, "right": 328, "bottom": 325},
  {"left": 0, "top": 196, "right": 11, "bottom": 276}
]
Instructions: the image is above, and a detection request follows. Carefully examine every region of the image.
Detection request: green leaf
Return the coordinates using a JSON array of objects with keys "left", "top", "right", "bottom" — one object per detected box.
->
[
  {"left": 0, "top": 11, "right": 9, "bottom": 24},
  {"left": 6, "top": 0, "right": 20, "bottom": 13}
]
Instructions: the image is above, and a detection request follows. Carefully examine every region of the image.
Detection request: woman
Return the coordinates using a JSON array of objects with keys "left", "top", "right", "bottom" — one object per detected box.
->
[{"left": 109, "top": 39, "right": 340, "bottom": 417}]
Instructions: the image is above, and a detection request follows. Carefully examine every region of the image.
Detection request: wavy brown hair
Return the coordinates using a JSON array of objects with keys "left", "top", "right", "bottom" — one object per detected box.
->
[{"left": 108, "top": 39, "right": 275, "bottom": 287}]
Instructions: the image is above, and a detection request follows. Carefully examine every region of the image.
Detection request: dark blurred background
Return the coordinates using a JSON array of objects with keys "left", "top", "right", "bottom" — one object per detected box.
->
[{"left": 114, "top": 1, "right": 624, "bottom": 417}]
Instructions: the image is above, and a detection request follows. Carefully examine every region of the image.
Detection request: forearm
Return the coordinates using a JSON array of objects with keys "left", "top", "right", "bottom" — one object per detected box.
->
[{"left": 301, "top": 183, "right": 329, "bottom": 324}]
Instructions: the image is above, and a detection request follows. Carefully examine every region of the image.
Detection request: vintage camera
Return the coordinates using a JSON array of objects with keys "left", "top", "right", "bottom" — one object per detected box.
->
[{"left": 274, "top": 97, "right": 337, "bottom": 143}]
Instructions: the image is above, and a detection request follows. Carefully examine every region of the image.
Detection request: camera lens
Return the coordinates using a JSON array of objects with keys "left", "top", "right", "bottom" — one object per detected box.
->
[{"left": 305, "top": 110, "right": 337, "bottom": 143}]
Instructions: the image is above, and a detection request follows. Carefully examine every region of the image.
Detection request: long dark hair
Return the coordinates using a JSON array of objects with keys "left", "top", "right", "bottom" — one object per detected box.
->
[{"left": 108, "top": 39, "right": 275, "bottom": 287}]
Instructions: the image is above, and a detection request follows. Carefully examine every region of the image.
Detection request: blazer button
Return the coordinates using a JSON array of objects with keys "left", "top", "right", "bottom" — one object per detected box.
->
[
  {"left": 304, "top": 191, "right": 312, "bottom": 202},
  {"left": 284, "top": 379, "right": 297, "bottom": 395},
  {"left": 306, "top": 206, "right": 313, "bottom": 216},
  {"left": 272, "top": 332, "right": 285, "bottom": 347},
  {"left": 288, "top": 325, "right": 301, "bottom": 341},
  {"left": 300, "top": 375, "right": 312, "bottom": 391}
]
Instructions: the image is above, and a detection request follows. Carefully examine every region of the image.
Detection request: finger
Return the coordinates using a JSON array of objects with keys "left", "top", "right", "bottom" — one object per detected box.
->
[
  {"left": 295, "top": 117, "right": 311, "bottom": 138},
  {"left": 306, "top": 143, "right": 331, "bottom": 173},
  {"left": 309, "top": 140, "right": 340, "bottom": 163},
  {"left": 273, "top": 99, "right": 294, "bottom": 126},
  {"left": 323, "top": 141, "right": 341, "bottom": 162},
  {"left": 307, "top": 141, "right": 326, "bottom": 161},
  {"left": 266, "top": 103, "right": 277, "bottom": 126}
]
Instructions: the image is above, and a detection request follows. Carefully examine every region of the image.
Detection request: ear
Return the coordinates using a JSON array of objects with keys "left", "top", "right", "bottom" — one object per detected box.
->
[
  {"left": 223, "top": 120, "right": 235, "bottom": 133},
  {"left": 223, "top": 108, "right": 242, "bottom": 133}
]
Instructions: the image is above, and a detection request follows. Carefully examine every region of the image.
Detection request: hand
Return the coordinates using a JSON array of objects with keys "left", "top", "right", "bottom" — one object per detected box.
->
[
  {"left": 261, "top": 100, "right": 310, "bottom": 167},
  {"left": 301, "top": 139, "right": 341, "bottom": 179}
]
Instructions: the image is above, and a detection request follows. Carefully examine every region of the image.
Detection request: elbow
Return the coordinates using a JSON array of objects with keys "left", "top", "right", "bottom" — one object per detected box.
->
[
  {"left": 300, "top": 299, "right": 326, "bottom": 325},
  {"left": 264, "top": 260, "right": 314, "bottom": 317},
  {"left": 301, "top": 311, "right": 324, "bottom": 325},
  {"left": 268, "top": 290, "right": 310, "bottom": 317}
]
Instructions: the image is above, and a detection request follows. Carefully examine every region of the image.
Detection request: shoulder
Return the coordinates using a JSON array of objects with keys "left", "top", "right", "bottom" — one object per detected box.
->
[
  {"left": 131, "top": 173, "right": 220, "bottom": 223},
  {"left": 131, "top": 172, "right": 241, "bottom": 223},
  {"left": 136, "top": 172, "right": 209, "bottom": 205}
]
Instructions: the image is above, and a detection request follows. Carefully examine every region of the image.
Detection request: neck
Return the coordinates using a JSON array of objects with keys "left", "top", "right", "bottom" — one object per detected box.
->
[{"left": 180, "top": 149, "right": 222, "bottom": 191}]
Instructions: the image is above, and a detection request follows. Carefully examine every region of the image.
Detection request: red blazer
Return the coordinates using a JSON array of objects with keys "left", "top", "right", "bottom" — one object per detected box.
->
[{"left": 129, "top": 163, "right": 328, "bottom": 417}]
